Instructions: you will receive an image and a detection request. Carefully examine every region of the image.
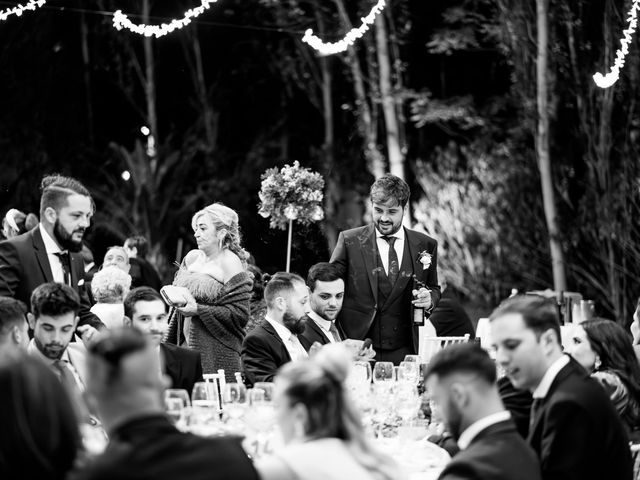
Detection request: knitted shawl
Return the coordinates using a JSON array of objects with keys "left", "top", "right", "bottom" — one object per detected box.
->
[{"left": 165, "top": 271, "right": 252, "bottom": 381}]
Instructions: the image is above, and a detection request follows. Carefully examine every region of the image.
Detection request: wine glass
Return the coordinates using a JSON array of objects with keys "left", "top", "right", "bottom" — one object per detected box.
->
[
  {"left": 222, "top": 383, "right": 247, "bottom": 421},
  {"left": 252, "top": 382, "right": 275, "bottom": 402},
  {"left": 403, "top": 354, "right": 421, "bottom": 363},
  {"left": 164, "top": 389, "right": 190, "bottom": 426},
  {"left": 397, "top": 361, "right": 419, "bottom": 384},
  {"left": 349, "top": 360, "right": 372, "bottom": 386},
  {"left": 372, "top": 361, "right": 394, "bottom": 384}
]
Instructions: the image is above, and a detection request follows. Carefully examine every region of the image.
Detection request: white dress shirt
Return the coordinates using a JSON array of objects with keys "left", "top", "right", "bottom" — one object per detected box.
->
[
  {"left": 307, "top": 310, "right": 339, "bottom": 343},
  {"left": 457, "top": 410, "right": 512, "bottom": 450},
  {"left": 265, "top": 316, "right": 308, "bottom": 362},
  {"left": 39, "top": 223, "right": 67, "bottom": 284},
  {"left": 532, "top": 354, "right": 570, "bottom": 399},
  {"left": 375, "top": 226, "right": 406, "bottom": 275}
]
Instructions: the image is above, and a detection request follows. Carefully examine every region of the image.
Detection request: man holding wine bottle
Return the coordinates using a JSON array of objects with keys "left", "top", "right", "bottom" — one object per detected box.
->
[{"left": 330, "top": 174, "right": 440, "bottom": 365}]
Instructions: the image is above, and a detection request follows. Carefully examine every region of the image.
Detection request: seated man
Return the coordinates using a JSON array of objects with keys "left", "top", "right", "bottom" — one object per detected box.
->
[
  {"left": 70, "top": 328, "right": 259, "bottom": 480},
  {"left": 490, "top": 295, "right": 632, "bottom": 480},
  {"left": 299, "top": 262, "right": 346, "bottom": 351},
  {"left": 27, "top": 282, "right": 97, "bottom": 424},
  {"left": 426, "top": 343, "right": 541, "bottom": 480},
  {"left": 123, "top": 287, "right": 202, "bottom": 394},
  {"left": 0, "top": 296, "right": 29, "bottom": 355},
  {"left": 241, "top": 272, "right": 309, "bottom": 385}
]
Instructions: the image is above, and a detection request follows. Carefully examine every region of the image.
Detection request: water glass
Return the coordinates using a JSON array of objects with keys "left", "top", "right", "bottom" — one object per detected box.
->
[{"left": 349, "top": 360, "right": 372, "bottom": 385}]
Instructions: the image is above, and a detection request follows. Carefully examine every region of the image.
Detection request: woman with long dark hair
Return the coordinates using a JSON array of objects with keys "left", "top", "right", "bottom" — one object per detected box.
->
[
  {"left": 567, "top": 319, "right": 640, "bottom": 434},
  {"left": 0, "top": 353, "right": 81, "bottom": 479}
]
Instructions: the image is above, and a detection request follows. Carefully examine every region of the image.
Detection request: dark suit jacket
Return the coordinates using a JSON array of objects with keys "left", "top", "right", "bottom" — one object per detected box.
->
[
  {"left": 439, "top": 419, "right": 542, "bottom": 480},
  {"left": 429, "top": 287, "right": 475, "bottom": 338},
  {"left": 0, "top": 227, "right": 103, "bottom": 331},
  {"left": 241, "top": 320, "right": 291, "bottom": 386},
  {"left": 298, "top": 313, "right": 344, "bottom": 351},
  {"left": 330, "top": 224, "right": 441, "bottom": 351},
  {"left": 68, "top": 415, "right": 259, "bottom": 480},
  {"left": 129, "top": 257, "right": 162, "bottom": 291},
  {"left": 160, "top": 343, "right": 203, "bottom": 394},
  {"left": 528, "top": 357, "right": 633, "bottom": 480}
]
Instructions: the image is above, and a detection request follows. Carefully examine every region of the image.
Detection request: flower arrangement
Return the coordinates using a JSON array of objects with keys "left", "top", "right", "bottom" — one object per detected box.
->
[{"left": 258, "top": 161, "right": 325, "bottom": 230}]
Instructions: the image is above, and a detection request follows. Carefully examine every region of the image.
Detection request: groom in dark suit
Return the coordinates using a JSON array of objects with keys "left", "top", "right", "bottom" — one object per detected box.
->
[
  {"left": 124, "top": 287, "right": 202, "bottom": 394},
  {"left": 330, "top": 174, "right": 440, "bottom": 364},
  {"left": 426, "top": 343, "right": 542, "bottom": 480},
  {"left": 490, "top": 296, "right": 632, "bottom": 480},
  {"left": 0, "top": 175, "right": 103, "bottom": 336}
]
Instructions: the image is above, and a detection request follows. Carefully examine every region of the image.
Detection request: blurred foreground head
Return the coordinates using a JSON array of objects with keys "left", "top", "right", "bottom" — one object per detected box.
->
[{"left": 0, "top": 353, "right": 80, "bottom": 480}]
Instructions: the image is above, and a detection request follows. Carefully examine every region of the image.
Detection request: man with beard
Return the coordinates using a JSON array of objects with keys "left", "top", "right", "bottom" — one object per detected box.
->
[
  {"left": 27, "top": 282, "right": 98, "bottom": 425},
  {"left": 330, "top": 174, "right": 440, "bottom": 364},
  {"left": 299, "top": 262, "right": 345, "bottom": 350},
  {"left": 241, "top": 272, "right": 309, "bottom": 386},
  {"left": 124, "top": 286, "right": 203, "bottom": 394},
  {"left": 425, "top": 343, "right": 542, "bottom": 480},
  {"left": 0, "top": 175, "right": 103, "bottom": 335}
]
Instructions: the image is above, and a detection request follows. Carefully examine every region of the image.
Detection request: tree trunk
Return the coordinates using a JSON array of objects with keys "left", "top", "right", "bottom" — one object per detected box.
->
[
  {"left": 376, "top": 13, "right": 404, "bottom": 180},
  {"left": 536, "top": 0, "right": 567, "bottom": 291},
  {"left": 142, "top": 0, "right": 158, "bottom": 172}
]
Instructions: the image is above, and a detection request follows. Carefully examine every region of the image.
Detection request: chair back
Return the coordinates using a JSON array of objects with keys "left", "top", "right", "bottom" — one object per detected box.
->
[
  {"left": 202, "top": 369, "right": 226, "bottom": 411},
  {"left": 419, "top": 335, "right": 470, "bottom": 364}
]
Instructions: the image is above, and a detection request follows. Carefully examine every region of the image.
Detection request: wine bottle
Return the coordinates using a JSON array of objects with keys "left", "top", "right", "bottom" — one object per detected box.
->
[{"left": 412, "top": 276, "right": 425, "bottom": 326}]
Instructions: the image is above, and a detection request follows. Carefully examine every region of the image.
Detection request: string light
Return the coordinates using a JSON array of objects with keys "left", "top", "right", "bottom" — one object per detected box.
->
[
  {"left": 112, "top": 0, "right": 218, "bottom": 38},
  {"left": 0, "top": 0, "right": 46, "bottom": 22},
  {"left": 302, "top": 0, "right": 386, "bottom": 55},
  {"left": 593, "top": 0, "right": 640, "bottom": 88}
]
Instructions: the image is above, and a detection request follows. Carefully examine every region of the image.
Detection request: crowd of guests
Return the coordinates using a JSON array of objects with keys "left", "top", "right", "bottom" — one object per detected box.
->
[{"left": 1, "top": 172, "right": 640, "bottom": 480}]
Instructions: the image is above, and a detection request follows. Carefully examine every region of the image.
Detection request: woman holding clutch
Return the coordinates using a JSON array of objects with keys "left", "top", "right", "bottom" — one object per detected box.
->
[{"left": 164, "top": 203, "right": 252, "bottom": 381}]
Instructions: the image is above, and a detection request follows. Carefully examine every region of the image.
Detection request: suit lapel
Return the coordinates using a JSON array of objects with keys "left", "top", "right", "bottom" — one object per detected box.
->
[
  {"left": 31, "top": 228, "right": 54, "bottom": 283},
  {"left": 160, "top": 343, "right": 179, "bottom": 380},
  {"left": 308, "top": 316, "right": 330, "bottom": 344},
  {"left": 357, "top": 225, "right": 379, "bottom": 305},
  {"left": 261, "top": 321, "right": 292, "bottom": 362}
]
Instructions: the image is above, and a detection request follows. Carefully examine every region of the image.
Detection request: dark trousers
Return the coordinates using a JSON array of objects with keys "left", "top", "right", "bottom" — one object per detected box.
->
[{"left": 375, "top": 346, "right": 413, "bottom": 365}]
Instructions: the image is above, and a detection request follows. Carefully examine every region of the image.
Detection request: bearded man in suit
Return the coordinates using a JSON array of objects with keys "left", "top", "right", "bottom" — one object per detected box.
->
[
  {"left": 0, "top": 175, "right": 103, "bottom": 337},
  {"left": 124, "top": 287, "right": 202, "bottom": 395},
  {"left": 330, "top": 174, "right": 440, "bottom": 364}
]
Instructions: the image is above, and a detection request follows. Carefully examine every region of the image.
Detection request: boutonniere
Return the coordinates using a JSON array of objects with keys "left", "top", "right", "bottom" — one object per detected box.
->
[
  {"left": 77, "top": 279, "right": 85, "bottom": 287},
  {"left": 418, "top": 251, "right": 432, "bottom": 270}
]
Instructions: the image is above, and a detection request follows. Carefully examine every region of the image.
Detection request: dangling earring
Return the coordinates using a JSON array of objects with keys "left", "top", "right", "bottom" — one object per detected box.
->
[{"left": 594, "top": 356, "right": 602, "bottom": 371}]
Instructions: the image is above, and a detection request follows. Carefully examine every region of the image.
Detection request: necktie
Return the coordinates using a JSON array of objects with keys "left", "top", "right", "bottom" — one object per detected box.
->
[
  {"left": 54, "top": 252, "right": 71, "bottom": 286},
  {"left": 382, "top": 236, "right": 399, "bottom": 284},
  {"left": 328, "top": 322, "right": 342, "bottom": 343},
  {"left": 54, "top": 359, "right": 92, "bottom": 423},
  {"left": 529, "top": 397, "right": 542, "bottom": 430},
  {"left": 288, "top": 335, "right": 307, "bottom": 361}
]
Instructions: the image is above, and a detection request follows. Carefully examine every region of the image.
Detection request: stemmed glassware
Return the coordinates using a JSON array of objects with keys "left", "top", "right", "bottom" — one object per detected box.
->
[
  {"left": 164, "top": 389, "right": 191, "bottom": 428},
  {"left": 222, "top": 382, "right": 248, "bottom": 425},
  {"left": 372, "top": 362, "right": 394, "bottom": 385}
]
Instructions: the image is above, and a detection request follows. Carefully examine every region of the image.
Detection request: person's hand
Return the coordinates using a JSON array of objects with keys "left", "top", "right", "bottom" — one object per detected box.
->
[
  {"left": 176, "top": 290, "right": 198, "bottom": 316},
  {"left": 77, "top": 325, "right": 99, "bottom": 348},
  {"left": 412, "top": 287, "right": 432, "bottom": 310},
  {"left": 308, "top": 341, "right": 323, "bottom": 358}
]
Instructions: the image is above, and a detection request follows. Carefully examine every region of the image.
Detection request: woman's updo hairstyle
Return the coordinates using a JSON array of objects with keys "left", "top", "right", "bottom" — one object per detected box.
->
[
  {"left": 276, "top": 343, "right": 354, "bottom": 440},
  {"left": 191, "top": 203, "right": 249, "bottom": 265}
]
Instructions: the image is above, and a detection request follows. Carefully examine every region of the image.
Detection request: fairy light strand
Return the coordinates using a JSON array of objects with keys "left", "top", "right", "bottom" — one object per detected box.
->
[
  {"left": 112, "top": 0, "right": 218, "bottom": 38},
  {"left": 593, "top": 0, "right": 640, "bottom": 88},
  {"left": 302, "top": 0, "right": 386, "bottom": 55},
  {"left": 0, "top": 0, "right": 46, "bottom": 22}
]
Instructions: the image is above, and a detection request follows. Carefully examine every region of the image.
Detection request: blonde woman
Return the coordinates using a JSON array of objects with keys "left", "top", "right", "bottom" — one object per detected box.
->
[
  {"left": 256, "top": 344, "right": 401, "bottom": 480},
  {"left": 89, "top": 266, "right": 132, "bottom": 329},
  {"left": 165, "top": 203, "right": 252, "bottom": 381}
]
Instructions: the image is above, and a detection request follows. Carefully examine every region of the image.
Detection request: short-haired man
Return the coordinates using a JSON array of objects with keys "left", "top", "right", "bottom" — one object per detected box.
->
[
  {"left": 331, "top": 174, "right": 441, "bottom": 364},
  {"left": 490, "top": 295, "right": 632, "bottom": 480},
  {"left": 426, "top": 343, "right": 542, "bottom": 480},
  {"left": 0, "top": 296, "right": 29, "bottom": 354},
  {"left": 299, "top": 262, "right": 346, "bottom": 351},
  {"left": 27, "top": 282, "right": 97, "bottom": 423},
  {"left": 0, "top": 175, "right": 103, "bottom": 336},
  {"left": 70, "top": 328, "right": 259, "bottom": 480},
  {"left": 241, "top": 272, "right": 309, "bottom": 385},
  {"left": 123, "top": 287, "right": 202, "bottom": 394},
  {"left": 124, "top": 235, "right": 162, "bottom": 290}
]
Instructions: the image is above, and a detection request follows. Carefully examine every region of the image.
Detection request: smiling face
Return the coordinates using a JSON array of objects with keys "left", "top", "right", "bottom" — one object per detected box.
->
[
  {"left": 50, "top": 194, "right": 93, "bottom": 252},
  {"left": 371, "top": 198, "right": 405, "bottom": 236},
  {"left": 566, "top": 325, "right": 598, "bottom": 371},
  {"left": 309, "top": 279, "right": 344, "bottom": 322},
  {"left": 490, "top": 313, "right": 551, "bottom": 392},
  {"left": 30, "top": 312, "right": 78, "bottom": 360},
  {"left": 127, "top": 299, "right": 168, "bottom": 347}
]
